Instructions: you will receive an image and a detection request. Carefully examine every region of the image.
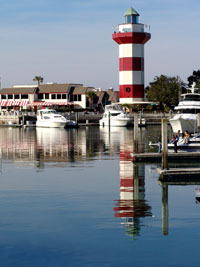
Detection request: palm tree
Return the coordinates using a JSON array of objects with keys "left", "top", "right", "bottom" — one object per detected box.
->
[
  {"left": 85, "top": 90, "right": 97, "bottom": 109},
  {"left": 33, "top": 76, "right": 44, "bottom": 86}
]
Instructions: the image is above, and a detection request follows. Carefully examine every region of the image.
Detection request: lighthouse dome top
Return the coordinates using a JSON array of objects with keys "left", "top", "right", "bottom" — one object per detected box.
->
[{"left": 124, "top": 7, "right": 140, "bottom": 24}]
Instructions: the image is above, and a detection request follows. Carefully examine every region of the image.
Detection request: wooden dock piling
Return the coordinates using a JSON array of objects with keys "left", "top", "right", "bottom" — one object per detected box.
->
[
  {"left": 161, "top": 118, "right": 168, "bottom": 170},
  {"left": 162, "top": 184, "right": 168, "bottom": 235},
  {"left": 134, "top": 113, "right": 139, "bottom": 153},
  {"left": 197, "top": 113, "right": 200, "bottom": 132}
]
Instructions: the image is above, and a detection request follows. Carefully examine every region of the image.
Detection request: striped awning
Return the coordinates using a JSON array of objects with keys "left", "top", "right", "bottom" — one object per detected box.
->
[{"left": 0, "top": 100, "right": 29, "bottom": 106}]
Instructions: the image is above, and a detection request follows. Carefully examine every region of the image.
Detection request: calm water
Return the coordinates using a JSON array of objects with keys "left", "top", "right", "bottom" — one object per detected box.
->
[{"left": 0, "top": 125, "right": 199, "bottom": 267}]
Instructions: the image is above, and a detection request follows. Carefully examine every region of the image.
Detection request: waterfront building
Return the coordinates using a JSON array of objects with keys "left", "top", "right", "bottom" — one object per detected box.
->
[
  {"left": 112, "top": 7, "right": 151, "bottom": 104},
  {"left": 0, "top": 83, "right": 119, "bottom": 110}
]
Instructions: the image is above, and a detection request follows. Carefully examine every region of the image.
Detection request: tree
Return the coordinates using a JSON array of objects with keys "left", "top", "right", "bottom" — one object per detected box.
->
[
  {"left": 187, "top": 70, "right": 200, "bottom": 88},
  {"left": 33, "top": 76, "right": 44, "bottom": 86},
  {"left": 85, "top": 90, "right": 97, "bottom": 108},
  {"left": 145, "top": 75, "right": 183, "bottom": 110}
]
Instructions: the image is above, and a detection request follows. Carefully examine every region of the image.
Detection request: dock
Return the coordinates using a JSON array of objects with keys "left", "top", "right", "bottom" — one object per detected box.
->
[
  {"left": 132, "top": 151, "right": 200, "bottom": 163},
  {"left": 157, "top": 167, "right": 200, "bottom": 182}
]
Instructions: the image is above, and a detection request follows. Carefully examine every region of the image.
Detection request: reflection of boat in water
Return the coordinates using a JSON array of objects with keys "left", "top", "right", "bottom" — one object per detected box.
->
[
  {"left": 169, "top": 83, "right": 200, "bottom": 134},
  {"left": 99, "top": 104, "right": 134, "bottom": 127},
  {"left": 195, "top": 189, "right": 200, "bottom": 204},
  {"left": 36, "top": 109, "right": 77, "bottom": 128}
]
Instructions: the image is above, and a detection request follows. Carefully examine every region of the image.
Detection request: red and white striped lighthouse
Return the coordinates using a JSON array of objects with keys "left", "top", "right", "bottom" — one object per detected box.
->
[{"left": 112, "top": 7, "right": 151, "bottom": 103}]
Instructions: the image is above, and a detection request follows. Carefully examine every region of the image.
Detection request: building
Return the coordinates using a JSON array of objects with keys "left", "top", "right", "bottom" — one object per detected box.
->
[
  {"left": 0, "top": 83, "right": 119, "bottom": 110},
  {"left": 112, "top": 7, "right": 151, "bottom": 104}
]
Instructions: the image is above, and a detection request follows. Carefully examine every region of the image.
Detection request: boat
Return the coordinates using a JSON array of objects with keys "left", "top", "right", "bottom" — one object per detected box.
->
[
  {"left": 149, "top": 133, "right": 200, "bottom": 152},
  {"left": 168, "top": 133, "right": 200, "bottom": 151},
  {"left": 99, "top": 104, "right": 134, "bottom": 127},
  {"left": 169, "top": 83, "right": 200, "bottom": 134},
  {"left": 36, "top": 109, "right": 77, "bottom": 128}
]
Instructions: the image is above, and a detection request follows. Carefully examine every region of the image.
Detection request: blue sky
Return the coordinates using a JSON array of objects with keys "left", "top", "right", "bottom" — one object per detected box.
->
[{"left": 0, "top": 0, "right": 200, "bottom": 89}]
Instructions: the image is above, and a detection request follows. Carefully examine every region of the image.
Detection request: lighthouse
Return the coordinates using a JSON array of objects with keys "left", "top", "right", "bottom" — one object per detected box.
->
[{"left": 112, "top": 7, "right": 151, "bottom": 103}]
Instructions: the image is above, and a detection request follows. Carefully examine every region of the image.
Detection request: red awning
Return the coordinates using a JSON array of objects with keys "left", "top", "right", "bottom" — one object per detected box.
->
[{"left": 0, "top": 100, "right": 29, "bottom": 107}]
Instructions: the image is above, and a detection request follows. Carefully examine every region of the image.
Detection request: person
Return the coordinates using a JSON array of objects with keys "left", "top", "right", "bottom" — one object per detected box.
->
[
  {"left": 171, "top": 135, "right": 178, "bottom": 153},
  {"left": 183, "top": 130, "right": 190, "bottom": 144},
  {"left": 175, "top": 130, "right": 181, "bottom": 142}
]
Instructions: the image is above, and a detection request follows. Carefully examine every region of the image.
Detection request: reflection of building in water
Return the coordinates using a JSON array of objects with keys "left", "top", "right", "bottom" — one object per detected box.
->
[
  {"left": 0, "top": 127, "right": 107, "bottom": 167},
  {"left": 114, "top": 145, "right": 152, "bottom": 238}
]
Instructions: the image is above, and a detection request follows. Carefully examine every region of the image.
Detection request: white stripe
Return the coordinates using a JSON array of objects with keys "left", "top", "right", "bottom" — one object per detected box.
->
[
  {"left": 119, "top": 97, "right": 144, "bottom": 103},
  {"left": 119, "top": 71, "right": 144, "bottom": 85},
  {"left": 119, "top": 44, "right": 144, "bottom": 58}
]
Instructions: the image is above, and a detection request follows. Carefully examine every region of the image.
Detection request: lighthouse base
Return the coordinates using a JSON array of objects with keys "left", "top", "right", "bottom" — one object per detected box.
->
[{"left": 120, "top": 98, "right": 144, "bottom": 104}]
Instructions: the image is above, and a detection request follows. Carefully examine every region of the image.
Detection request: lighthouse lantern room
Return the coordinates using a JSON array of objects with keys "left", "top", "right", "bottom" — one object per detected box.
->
[{"left": 112, "top": 7, "right": 151, "bottom": 104}]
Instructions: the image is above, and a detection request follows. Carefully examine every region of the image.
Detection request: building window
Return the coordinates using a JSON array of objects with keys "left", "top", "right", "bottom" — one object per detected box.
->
[
  {"left": 45, "top": 93, "right": 49, "bottom": 99},
  {"left": 21, "top": 94, "right": 28, "bottom": 99},
  {"left": 57, "top": 94, "right": 61, "bottom": 99},
  {"left": 51, "top": 94, "right": 56, "bottom": 99},
  {"left": 14, "top": 94, "right": 19, "bottom": 99},
  {"left": 69, "top": 95, "right": 73, "bottom": 102},
  {"left": 62, "top": 94, "right": 67, "bottom": 99},
  {"left": 38, "top": 93, "right": 43, "bottom": 100},
  {"left": 78, "top": 95, "right": 81, "bottom": 101},
  {"left": 126, "top": 87, "right": 131, "bottom": 93},
  {"left": 1, "top": 95, "right": 6, "bottom": 99},
  {"left": 8, "top": 95, "right": 13, "bottom": 99},
  {"left": 74, "top": 95, "right": 77, "bottom": 101}
]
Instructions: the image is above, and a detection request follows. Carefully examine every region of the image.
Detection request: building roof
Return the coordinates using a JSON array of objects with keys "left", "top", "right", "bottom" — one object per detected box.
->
[
  {"left": 106, "top": 89, "right": 119, "bottom": 103},
  {"left": 73, "top": 87, "right": 89, "bottom": 94},
  {"left": 0, "top": 87, "right": 35, "bottom": 94},
  {"left": 0, "top": 83, "right": 83, "bottom": 94},
  {"left": 124, "top": 7, "right": 140, "bottom": 17},
  {"left": 38, "top": 84, "right": 71, "bottom": 93}
]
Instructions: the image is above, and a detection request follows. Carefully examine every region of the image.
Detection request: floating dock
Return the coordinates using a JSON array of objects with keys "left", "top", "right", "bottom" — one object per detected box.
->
[{"left": 132, "top": 152, "right": 200, "bottom": 163}]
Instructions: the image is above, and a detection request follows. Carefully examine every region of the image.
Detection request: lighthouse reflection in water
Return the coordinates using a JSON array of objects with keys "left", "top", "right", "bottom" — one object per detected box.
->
[{"left": 114, "top": 139, "right": 152, "bottom": 238}]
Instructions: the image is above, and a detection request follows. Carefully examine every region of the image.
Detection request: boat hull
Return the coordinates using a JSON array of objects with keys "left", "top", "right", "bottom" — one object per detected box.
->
[
  {"left": 99, "top": 118, "right": 133, "bottom": 127},
  {"left": 169, "top": 115, "right": 197, "bottom": 134},
  {"left": 36, "top": 121, "right": 67, "bottom": 128}
]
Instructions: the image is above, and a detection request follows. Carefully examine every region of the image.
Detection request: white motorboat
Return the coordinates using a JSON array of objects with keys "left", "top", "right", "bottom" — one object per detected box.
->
[
  {"left": 169, "top": 83, "right": 200, "bottom": 134},
  {"left": 149, "top": 134, "right": 200, "bottom": 152},
  {"left": 168, "top": 133, "right": 200, "bottom": 150},
  {"left": 99, "top": 104, "right": 134, "bottom": 127},
  {"left": 36, "top": 109, "right": 77, "bottom": 128}
]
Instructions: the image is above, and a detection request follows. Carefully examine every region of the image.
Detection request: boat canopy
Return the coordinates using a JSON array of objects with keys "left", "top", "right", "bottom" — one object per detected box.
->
[{"left": 105, "top": 104, "right": 123, "bottom": 112}]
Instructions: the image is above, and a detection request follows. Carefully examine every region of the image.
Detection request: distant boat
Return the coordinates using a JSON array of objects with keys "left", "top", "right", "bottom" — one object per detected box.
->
[
  {"left": 36, "top": 109, "right": 77, "bottom": 128},
  {"left": 169, "top": 82, "right": 200, "bottom": 134},
  {"left": 99, "top": 104, "right": 134, "bottom": 127}
]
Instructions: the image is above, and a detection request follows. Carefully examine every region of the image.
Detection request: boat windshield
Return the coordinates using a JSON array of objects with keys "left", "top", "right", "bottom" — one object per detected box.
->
[
  {"left": 42, "top": 110, "right": 56, "bottom": 114},
  {"left": 178, "top": 109, "right": 200, "bottom": 114},
  {"left": 111, "top": 113, "right": 121, "bottom": 116},
  {"left": 180, "top": 94, "right": 200, "bottom": 101},
  {"left": 105, "top": 104, "right": 122, "bottom": 112}
]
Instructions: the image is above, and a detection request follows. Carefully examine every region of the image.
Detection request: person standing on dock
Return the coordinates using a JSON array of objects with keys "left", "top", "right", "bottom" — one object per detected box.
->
[
  {"left": 171, "top": 135, "right": 178, "bottom": 153},
  {"left": 175, "top": 130, "right": 181, "bottom": 142}
]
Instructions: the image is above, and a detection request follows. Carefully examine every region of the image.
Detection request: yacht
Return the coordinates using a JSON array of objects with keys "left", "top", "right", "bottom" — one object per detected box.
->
[
  {"left": 36, "top": 109, "right": 77, "bottom": 128},
  {"left": 169, "top": 83, "right": 200, "bottom": 133},
  {"left": 99, "top": 104, "right": 134, "bottom": 127}
]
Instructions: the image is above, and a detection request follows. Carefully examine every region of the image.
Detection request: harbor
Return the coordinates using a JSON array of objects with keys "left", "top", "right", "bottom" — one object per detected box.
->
[
  {"left": 0, "top": 125, "right": 200, "bottom": 266},
  {"left": 0, "top": 1, "right": 200, "bottom": 266}
]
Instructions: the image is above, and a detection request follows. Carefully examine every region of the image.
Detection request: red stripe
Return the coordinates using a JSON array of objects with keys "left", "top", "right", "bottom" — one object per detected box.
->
[
  {"left": 114, "top": 212, "right": 135, "bottom": 218},
  {"left": 119, "top": 85, "right": 144, "bottom": 98},
  {"left": 120, "top": 179, "right": 134, "bottom": 187},
  {"left": 119, "top": 57, "right": 144, "bottom": 71},
  {"left": 113, "top": 32, "right": 151, "bottom": 44}
]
